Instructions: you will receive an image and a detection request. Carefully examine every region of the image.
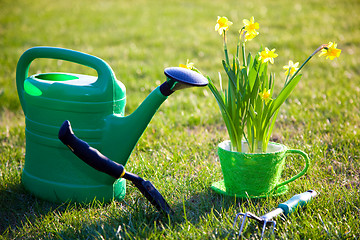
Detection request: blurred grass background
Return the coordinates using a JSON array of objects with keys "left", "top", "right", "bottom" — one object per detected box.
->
[{"left": 1, "top": 0, "right": 360, "bottom": 239}]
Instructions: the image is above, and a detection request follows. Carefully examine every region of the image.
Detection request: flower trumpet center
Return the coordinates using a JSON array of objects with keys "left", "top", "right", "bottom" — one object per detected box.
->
[
  {"left": 259, "top": 48, "right": 278, "bottom": 64},
  {"left": 283, "top": 60, "right": 300, "bottom": 75},
  {"left": 240, "top": 16, "right": 259, "bottom": 41},
  {"left": 215, "top": 16, "right": 233, "bottom": 35},
  {"left": 259, "top": 89, "right": 272, "bottom": 103},
  {"left": 319, "top": 42, "right": 341, "bottom": 60},
  {"left": 243, "top": 16, "right": 259, "bottom": 32}
]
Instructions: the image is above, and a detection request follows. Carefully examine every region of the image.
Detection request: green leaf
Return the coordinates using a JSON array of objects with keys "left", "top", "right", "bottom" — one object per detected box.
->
[
  {"left": 269, "top": 74, "right": 302, "bottom": 117},
  {"left": 247, "top": 63, "right": 258, "bottom": 90},
  {"left": 222, "top": 60, "right": 237, "bottom": 89},
  {"left": 207, "top": 76, "right": 242, "bottom": 151},
  {"left": 269, "top": 73, "right": 275, "bottom": 95}
]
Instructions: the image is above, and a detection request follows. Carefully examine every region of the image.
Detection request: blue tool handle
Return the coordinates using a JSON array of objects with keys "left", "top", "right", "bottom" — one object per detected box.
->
[{"left": 278, "top": 190, "right": 317, "bottom": 215}]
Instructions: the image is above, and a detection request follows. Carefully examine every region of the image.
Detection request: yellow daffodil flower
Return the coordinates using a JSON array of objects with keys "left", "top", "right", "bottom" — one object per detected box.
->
[
  {"left": 319, "top": 42, "right": 341, "bottom": 60},
  {"left": 240, "top": 16, "right": 259, "bottom": 41},
  {"left": 259, "top": 48, "right": 278, "bottom": 64},
  {"left": 179, "top": 59, "right": 195, "bottom": 70},
  {"left": 215, "top": 16, "right": 233, "bottom": 35},
  {"left": 243, "top": 16, "right": 259, "bottom": 33},
  {"left": 259, "top": 89, "right": 272, "bottom": 104},
  {"left": 239, "top": 29, "right": 259, "bottom": 42},
  {"left": 283, "top": 60, "right": 299, "bottom": 75}
]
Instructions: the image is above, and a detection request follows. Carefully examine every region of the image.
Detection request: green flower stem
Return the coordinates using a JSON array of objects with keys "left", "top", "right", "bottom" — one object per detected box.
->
[
  {"left": 286, "top": 45, "right": 326, "bottom": 87},
  {"left": 223, "top": 31, "right": 230, "bottom": 66},
  {"left": 236, "top": 42, "right": 240, "bottom": 60},
  {"left": 241, "top": 42, "right": 246, "bottom": 67},
  {"left": 285, "top": 72, "right": 291, "bottom": 85}
]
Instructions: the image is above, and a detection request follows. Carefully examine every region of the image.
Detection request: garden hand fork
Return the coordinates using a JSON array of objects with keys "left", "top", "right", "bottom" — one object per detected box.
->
[{"left": 234, "top": 190, "right": 317, "bottom": 239}]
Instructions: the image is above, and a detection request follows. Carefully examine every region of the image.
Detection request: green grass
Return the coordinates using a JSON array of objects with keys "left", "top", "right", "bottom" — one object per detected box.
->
[{"left": 1, "top": 0, "right": 360, "bottom": 239}]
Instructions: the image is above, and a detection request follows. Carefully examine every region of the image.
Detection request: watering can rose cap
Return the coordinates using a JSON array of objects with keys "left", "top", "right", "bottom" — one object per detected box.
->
[{"left": 161, "top": 67, "right": 208, "bottom": 96}]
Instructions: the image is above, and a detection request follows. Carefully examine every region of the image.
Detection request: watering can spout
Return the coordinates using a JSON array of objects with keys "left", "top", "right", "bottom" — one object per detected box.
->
[{"left": 102, "top": 67, "right": 208, "bottom": 166}]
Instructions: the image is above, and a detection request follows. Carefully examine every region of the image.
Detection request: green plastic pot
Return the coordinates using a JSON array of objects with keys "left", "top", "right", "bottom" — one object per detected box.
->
[{"left": 211, "top": 140, "right": 310, "bottom": 198}]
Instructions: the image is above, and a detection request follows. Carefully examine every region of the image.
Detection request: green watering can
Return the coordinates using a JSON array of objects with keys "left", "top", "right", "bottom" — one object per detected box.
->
[{"left": 16, "top": 46, "right": 208, "bottom": 203}]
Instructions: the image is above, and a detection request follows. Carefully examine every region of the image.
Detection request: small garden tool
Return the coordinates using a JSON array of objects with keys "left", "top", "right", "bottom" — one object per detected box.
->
[
  {"left": 58, "top": 120, "right": 173, "bottom": 215},
  {"left": 234, "top": 190, "right": 317, "bottom": 239}
]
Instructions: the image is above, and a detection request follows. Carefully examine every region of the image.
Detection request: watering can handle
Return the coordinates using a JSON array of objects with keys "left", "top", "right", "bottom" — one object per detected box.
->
[{"left": 16, "top": 46, "right": 115, "bottom": 115}]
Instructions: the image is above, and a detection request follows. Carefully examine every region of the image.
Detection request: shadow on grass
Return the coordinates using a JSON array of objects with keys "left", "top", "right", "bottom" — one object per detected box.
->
[
  {"left": 0, "top": 183, "right": 56, "bottom": 235},
  {"left": 50, "top": 190, "right": 246, "bottom": 239},
  {"left": 0, "top": 183, "right": 263, "bottom": 239},
  {"left": 58, "top": 189, "right": 262, "bottom": 239},
  {"left": 0, "top": 182, "right": 111, "bottom": 238}
]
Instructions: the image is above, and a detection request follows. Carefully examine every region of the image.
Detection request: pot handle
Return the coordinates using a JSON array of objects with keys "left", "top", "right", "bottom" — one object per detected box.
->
[
  {"left": 16, "top": 46, "right": 115, "bottom": 115},
  {"left": 274, "top": 149, "right": 310, "bottom": 191}
]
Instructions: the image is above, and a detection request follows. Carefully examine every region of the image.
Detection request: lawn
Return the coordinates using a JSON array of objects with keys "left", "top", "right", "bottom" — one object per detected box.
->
[{"left": 1, "top": 0, "right": 359, "bottom": 239}]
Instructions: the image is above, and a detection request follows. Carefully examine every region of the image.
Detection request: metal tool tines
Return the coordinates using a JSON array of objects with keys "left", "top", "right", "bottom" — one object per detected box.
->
[
  {"left": 233, "top": 190, "right": 318, "bottom": 239},
  {"left": 234, "top": 211, "right": 276, "bottom": 239}
]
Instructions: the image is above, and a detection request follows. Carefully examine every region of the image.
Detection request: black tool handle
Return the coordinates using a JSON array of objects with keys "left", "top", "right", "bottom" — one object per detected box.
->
[
  {"left": 58, "top": 120, "right": 125, "bottom": 179},
  {"left": 58, "top": 120, "right": 173, "bottom": 215}
]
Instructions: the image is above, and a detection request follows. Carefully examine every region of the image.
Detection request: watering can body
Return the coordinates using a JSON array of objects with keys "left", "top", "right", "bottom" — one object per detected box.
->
[{"left": 16, "top": 47, "right": 167, "bottom": 203}]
